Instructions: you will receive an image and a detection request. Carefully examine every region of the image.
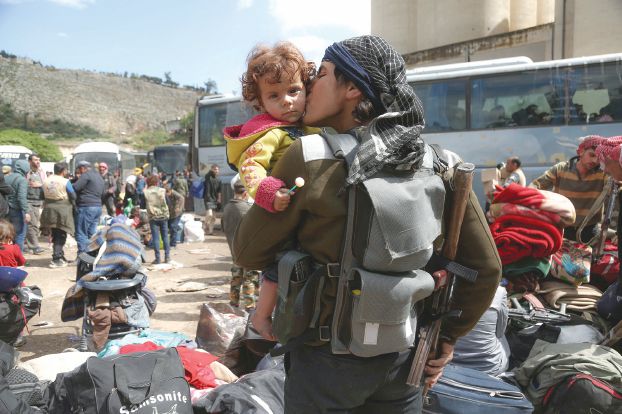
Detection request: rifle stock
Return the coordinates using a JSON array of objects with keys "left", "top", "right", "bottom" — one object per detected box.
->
[{"left": 406, "top": 162, "right": 475, "bottom": 388}]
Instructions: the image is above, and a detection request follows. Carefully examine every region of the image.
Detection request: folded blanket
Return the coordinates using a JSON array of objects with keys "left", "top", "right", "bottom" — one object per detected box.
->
[
  {"left": 490, "top": 214, "right": 563, "bottom": 265},
  {"left": 503, "top": 257, "right": 552, "bottom": 279},
  {"left": 539, "top": 280, "right": 603, "bottom": 311},
  {"left": 492, "top": 184, "right": 576, "bottom": 227},
  {"left": 489, "top": 203, "right": 575, "bottom": 227}
]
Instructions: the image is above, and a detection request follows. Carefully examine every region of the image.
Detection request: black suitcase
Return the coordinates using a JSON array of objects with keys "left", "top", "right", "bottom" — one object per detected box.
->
[{"left": 423, "top": 364, "right": 533, "bottom": 414}]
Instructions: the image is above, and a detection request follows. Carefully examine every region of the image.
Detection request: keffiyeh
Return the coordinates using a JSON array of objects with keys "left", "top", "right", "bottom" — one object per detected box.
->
[
  {"left": 595, "top": 135, "right": 622, "bottom": 164},
  {"left": 577, "top": 135, "right": 606, "bottom": 155},
  {"left": 323, "top": 35, "right": 426, "bottom": 185}
]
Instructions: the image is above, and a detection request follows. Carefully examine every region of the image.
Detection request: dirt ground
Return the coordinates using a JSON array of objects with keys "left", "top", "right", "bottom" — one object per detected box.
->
[{"left": 16, "top": 218, "right": 233, "bottom": 363}]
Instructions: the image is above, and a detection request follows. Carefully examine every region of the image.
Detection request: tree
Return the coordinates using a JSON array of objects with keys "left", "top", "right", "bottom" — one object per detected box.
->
[
  {"left": 203, "top": 79, "right": 218, "bottom": 94},
  {"left": 163, "top": 72, "right": 178, "bottom": 87},
  {"left": 0, "top": 129, "right": 63, "bottom": 161}
]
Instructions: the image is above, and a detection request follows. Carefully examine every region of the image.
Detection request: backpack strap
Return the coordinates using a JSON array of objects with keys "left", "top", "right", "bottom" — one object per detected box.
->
[
  {"left": 319, "top": 132, "right": 363, "bottom": 353},
  {"left": 321, "top": 131, "right": 359, "bottom": 167}
]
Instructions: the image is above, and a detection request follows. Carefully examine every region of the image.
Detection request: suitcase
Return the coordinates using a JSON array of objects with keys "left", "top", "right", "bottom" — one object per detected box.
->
[{"left": 423, "top": 364, "right": 534, "bottom": 414}]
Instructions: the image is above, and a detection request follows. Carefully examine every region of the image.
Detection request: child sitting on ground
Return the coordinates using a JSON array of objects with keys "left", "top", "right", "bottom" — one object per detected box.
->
[{"left": 224, "top": 41, "right": 318, "bottom": 213}]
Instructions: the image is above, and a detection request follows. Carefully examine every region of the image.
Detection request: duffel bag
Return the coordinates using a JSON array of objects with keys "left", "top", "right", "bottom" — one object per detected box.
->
[
  {"left": 541, "top": 373, "right": 622, "bottom": 414},
  {"left": 423, "top": 364, "right": 533, "bottom": 414},
  {"left": 46, "top": 348, "right": 192, "bottom": 414}
]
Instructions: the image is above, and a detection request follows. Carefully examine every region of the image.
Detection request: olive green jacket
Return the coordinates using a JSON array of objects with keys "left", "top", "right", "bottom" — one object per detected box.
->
[{"left": 234, "top": 134, "right": 501, "bottom": 344}]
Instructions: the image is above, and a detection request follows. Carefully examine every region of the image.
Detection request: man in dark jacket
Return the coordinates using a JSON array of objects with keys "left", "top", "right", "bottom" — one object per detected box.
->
[
  {"left": 203, "top": 164, "right": 222, "bottom": 235},
  {"left": 0, "top": 170, "right": 14, "bottom": 220},
  {"left": 72, "top": 161, "right": 105, "bottom": 254},
  {"left": 5, "top": 160, "right": 31, "bottom": 251}
]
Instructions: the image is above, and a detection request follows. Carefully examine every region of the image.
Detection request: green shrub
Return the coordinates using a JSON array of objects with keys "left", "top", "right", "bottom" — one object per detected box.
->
[
  {"left": 0, "top": 129, "right": 63, "bottom": 161},
  {"left": 133, "top": 129, "right": 185, "bottom": 150},
  {"left": 0, "top": 100, "right": 101, "bottom": 139}
]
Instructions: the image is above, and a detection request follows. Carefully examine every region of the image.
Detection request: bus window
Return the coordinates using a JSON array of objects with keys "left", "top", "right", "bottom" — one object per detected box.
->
[
  {"left": 470, "top": 70, "right": 562, "bottom": 129},
  {"left": 413, "top": 80, "right": 466, "bottom": 132},
  {"left": 570, "top": 62, "right": 622, "bottom": 124},
  {"left": 197, "top": 100, "right": 255, "bottom": 147},
  {"left": 198, "top": 103, "right": 227, "bottom": 147}
]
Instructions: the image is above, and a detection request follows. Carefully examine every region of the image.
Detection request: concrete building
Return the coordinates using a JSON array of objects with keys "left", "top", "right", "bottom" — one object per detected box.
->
[{"left": 371, "top": 0, "right": 622, "bottom": 68}]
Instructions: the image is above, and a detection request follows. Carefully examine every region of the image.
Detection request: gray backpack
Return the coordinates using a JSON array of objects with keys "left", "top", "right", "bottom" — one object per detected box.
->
[
  {"left": 272, "top": 133, "right": 447, "bottom": 358},
  {"left": 327, "top": 133, "right": 446, "bottom": 357}
]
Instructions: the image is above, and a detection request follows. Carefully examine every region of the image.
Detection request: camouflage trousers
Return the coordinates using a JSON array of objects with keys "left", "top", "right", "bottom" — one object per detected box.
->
[{"left": 230, "top": 266, "right": 259, "bottom": 309}]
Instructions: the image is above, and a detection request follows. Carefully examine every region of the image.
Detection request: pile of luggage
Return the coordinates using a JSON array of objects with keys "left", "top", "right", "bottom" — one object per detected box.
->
[{"left": 449, "top": 182, "right": 622, "bottom": 414}]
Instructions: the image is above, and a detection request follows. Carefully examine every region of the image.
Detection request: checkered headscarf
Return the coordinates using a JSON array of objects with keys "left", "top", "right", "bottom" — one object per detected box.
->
[
  {"left": 577, "top": 135, "right": 606, "bottom": 155},
  {"left": 595, "top": 136, "right": 622, "bottom": 164},
  {"left": 323, "top": 35, "right": 426, "bottom": 185}
]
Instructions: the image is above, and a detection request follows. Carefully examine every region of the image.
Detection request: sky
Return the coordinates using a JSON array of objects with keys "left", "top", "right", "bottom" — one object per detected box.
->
[{"left": 0, "top": 0, "right": 371, "bottom": 95}]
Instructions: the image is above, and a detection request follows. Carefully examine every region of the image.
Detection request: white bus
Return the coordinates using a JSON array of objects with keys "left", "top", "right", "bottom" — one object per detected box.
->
[
  {"left": 69, "top": 142, "right": 136, "bottom": 179},
  {"left": 192, "top": 53, "right": 622, "bottom": 203},
  {"left": 0, "top": 145, "right": 33, "bottom": 172}
]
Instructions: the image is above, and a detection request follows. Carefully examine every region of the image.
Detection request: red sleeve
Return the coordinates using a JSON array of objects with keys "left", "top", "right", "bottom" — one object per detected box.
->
[{"left": 12, "top": 245, "right": 26, "bottom": 266}]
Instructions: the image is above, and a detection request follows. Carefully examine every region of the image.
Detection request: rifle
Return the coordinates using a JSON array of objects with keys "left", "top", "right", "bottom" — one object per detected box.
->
[
  {"left": 507, "top": 308, "right": 572, "bottom": 325},
  {"left": 406, "top": 162, "right": 476, "bottom": 388},
  {"left": 592, "top": 177, "right": 618, "bottom": 261}
]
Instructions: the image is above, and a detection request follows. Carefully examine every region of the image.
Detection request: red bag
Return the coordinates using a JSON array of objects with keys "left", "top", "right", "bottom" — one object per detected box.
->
[{"left": 591, "top": 243, "right": 619, "bottom": 290}]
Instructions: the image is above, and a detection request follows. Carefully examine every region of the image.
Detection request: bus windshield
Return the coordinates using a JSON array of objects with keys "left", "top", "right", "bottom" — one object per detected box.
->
[
  {"left": 153, "top": 146, "right": 188, "bottom": 174},
  {"left": 73, "top": 153, "right": 119, "bottom": 173}
]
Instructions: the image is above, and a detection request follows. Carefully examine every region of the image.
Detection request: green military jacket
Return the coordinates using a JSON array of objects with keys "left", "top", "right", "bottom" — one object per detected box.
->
[{"left": 234, "top": 134, "right": 501, "bottom": 344}]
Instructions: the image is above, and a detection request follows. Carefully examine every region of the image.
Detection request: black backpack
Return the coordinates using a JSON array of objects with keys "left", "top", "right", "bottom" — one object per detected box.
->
[{"left": 0, "top": 287, "right": 42, "bottom": 346}]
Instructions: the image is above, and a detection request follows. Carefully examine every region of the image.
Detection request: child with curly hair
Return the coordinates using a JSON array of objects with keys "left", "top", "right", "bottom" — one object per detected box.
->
[{"left": 225, "top": 41, "right": 318, "bottom": 213}]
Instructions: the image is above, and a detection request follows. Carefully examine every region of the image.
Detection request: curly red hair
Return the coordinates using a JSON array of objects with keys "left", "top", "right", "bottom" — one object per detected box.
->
[{"left": 241, "top": 42, "right": 316, "bottom": 111}]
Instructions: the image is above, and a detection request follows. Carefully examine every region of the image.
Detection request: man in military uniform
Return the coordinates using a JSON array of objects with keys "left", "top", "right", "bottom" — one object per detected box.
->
[{"left": 234, "top": 35, "right": 501, "bottom": 413}]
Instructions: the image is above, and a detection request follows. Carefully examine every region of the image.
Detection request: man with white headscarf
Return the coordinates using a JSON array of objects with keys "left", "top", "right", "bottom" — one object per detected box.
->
[{"left": 234, "top": 35, "right": 500, "bottom": 413}]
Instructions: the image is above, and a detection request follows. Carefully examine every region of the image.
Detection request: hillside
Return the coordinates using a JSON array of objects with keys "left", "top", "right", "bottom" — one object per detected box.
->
[{"left": 0, "top": 56, "right": 200, "bottom": 137}]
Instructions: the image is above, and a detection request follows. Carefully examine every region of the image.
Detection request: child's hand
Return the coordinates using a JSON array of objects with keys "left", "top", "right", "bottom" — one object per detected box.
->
[
  {"left": 251, "top": 313, "right": 277, "bottom": 341},
  {"left": 273, "top": 188, "right": 291, "bottom": 212}
]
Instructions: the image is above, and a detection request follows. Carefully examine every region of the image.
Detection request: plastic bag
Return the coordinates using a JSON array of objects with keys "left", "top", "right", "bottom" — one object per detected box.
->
[
  {"left": 184, "top": 220, "right": 205, "bottom": 242},
  {"left": 195, "top": 303, "right": 247, "bottom": 356}
]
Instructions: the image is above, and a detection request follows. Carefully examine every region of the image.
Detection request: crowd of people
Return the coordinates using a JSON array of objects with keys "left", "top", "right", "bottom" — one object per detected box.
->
[
  {"left": 0, "top": 156, "right": 197, "bottom": 268},
  {"left": 3, "top": 34, "right": 622, "bottom": 414}
]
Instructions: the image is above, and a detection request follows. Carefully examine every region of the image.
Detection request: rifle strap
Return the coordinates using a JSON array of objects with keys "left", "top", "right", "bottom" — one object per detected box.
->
[
  {"left": 426, "top": 254, "right": 478, "bottom": 283},
  {"left": 575, "top": 178, "right": 611, "bottom": 244}
]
